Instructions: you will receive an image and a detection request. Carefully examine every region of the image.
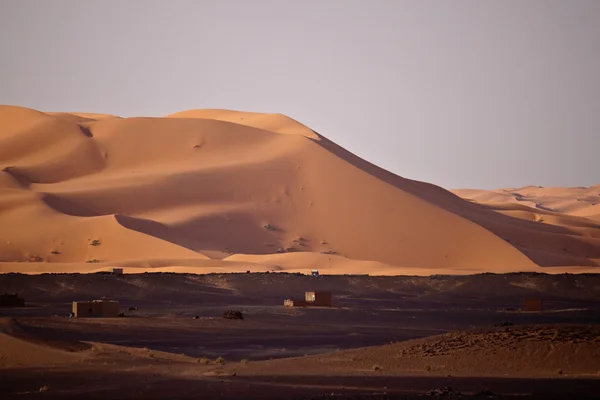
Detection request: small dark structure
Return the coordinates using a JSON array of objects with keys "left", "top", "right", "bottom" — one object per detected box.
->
[
  {"left": 223, "top": 310, "right": 244, "bottom": 320},
  {"left": 523, "top": 298, "right": 543, "bottom": 312},
  {"left": 311, "top": 269, "right": 319, "bottom": 277},
  {"left": 0, "top": 293, "right": 25, "bottom": 307},
  {"left": 284, "top": 291, "right": 332, "bottom": 307}
]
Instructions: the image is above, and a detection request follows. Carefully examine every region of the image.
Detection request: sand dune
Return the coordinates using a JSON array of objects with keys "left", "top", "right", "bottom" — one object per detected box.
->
[
  {"left": 0, "top": 318, "right": 90, "bottom": 368},
  {"left": 1, "top": 105, "right": 599, "bottom": 274},
  {"left": 454, "top": 186, "right": 600, "bottom": 219}
]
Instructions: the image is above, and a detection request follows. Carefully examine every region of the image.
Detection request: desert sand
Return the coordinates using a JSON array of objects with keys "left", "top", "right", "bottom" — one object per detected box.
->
[
  {"left": 2, "top": 105, "right": 600, "bottom": 399},
  {"left": 2, "top": 272, "right": 600, "bottom": 399},
  {"left": 1, "top": 105, "right": 599, "bottom": 275},
  {"left": 453, "top": 186, "right": 600, "bottom": 220}
]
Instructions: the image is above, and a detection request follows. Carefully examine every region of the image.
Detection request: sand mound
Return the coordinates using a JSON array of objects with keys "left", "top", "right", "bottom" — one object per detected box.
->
[
  {"left": 233, "top": 325, "right": 600, "bottom": 378},
  {"left": 0, "top": 318, "right": 90, "bottom": 367},
  {"left": 1, "top": 106, "right": 599, "bottom": 274}
]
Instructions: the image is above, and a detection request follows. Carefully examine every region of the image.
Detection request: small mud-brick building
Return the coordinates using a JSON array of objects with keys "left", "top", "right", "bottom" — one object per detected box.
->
[
  {"left": 72, "top": 300, "right": 120, "bottom": 317},
  {"left": 522, "top": 298, "right": 543, "bottom": 312},
  {"left": 305, "top": 291, "right": 332, "bottom": 306},
  {"left": 284, "top": 291, "right": 332, "bottom": 307}
]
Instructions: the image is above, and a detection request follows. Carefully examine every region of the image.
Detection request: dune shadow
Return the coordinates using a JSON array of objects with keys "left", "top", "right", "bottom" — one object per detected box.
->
[
  {"left": 311, "top": 134, "right": 600, "bottom": 266},
  {"left": 42, "top": 193, "right": 99, "bottom": 217},
  {"left": 3, "top": 368, "right": 600, "bottom": 399},
  {"left": 2, "top": 166, "right": 33, "bottom": 187},
  {"left": 115, "top": 213, "right": 286, "bottom": 257}
]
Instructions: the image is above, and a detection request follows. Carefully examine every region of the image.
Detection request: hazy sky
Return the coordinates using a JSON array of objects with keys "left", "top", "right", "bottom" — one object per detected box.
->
[{"left": 1, "top": 1, "right": 599, "bottom": 189}]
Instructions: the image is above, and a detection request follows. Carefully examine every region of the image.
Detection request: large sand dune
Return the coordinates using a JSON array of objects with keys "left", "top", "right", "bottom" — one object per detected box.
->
[{"left": 1, "top": 105, "right": 599, "bottom": 274}]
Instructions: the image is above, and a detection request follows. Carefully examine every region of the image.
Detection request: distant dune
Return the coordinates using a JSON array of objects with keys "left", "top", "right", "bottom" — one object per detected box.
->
[
  {"left": 1, "top": 105, "right": 599, "bottom": 274},
  {"left": 453, "top": 185, "right": 600, "bottom": 219}
]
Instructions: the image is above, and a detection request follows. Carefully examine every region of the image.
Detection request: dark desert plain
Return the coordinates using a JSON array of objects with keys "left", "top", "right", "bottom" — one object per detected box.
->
[{"left": 1, "top": 106, "right": 600, "bottom": 399}]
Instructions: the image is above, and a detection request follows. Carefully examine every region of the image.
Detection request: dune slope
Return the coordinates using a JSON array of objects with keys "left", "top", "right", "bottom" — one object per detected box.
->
[{"left": 1, "top": 105, "right": 599, "bottom": 273}]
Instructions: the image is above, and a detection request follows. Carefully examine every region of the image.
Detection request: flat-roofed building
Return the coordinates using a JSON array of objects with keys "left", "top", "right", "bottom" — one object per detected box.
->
[{"left": 72, "top": 300, "right": 120, "bottom": 317}]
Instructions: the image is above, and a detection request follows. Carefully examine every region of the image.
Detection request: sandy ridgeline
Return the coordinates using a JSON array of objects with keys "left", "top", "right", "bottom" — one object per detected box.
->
[{"left": 0, "top": 105, "right": 599, "bottom": 275}]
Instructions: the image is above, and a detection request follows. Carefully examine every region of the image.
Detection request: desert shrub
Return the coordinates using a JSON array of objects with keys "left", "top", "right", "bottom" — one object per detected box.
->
[
  {"left": 425, "top": 365, "right": 432, "bottom": 372},
  {"left": 320, "top": 250, "right": 337, "bottom": 255},
  {"left": 215, "top": 356, "right": 225, "bottom": 365},
  {"left": 197, "top": 357, "right": 210, "bottom": 365},
  {"left": 223, "top": 310, "right": 243, "bottom": 320},
  {"left": 372, "top": 365, "right": 383, "bottom": 371},
  {"left": 86, "top": 259, "right": 100, "bottom": 263},
  {"left": 240, "top": 359, "right": 249, "bottom": 365},
  {"left": 263, "top": 224, "right": 276, "bottom": 231},
  {"left": 89, "top": 239, "right": 101, "bottom": 246}
]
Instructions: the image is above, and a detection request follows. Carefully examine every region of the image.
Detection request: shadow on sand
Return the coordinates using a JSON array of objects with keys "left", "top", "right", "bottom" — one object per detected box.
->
[{"left": 2, "top": 367, "right": 600, "bottom": 400}]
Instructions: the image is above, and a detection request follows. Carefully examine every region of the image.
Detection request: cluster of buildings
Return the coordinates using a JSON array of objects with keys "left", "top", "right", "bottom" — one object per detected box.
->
[
  {"left": 28, "top": 267, "right": 543, "bottom": 317},
  {"left": 67, "top": 295, "right": 543, "bottom": 317},
  {"left": 284, "top": 291, "right": 332, "bottom": 307}
]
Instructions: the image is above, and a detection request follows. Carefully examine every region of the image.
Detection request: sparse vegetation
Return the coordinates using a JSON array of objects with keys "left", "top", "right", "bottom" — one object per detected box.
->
[
  {"left": 50, "top": 250, "right": 61, "bottom": 255},
  {"left": 320, "top": 250, "right": 337, "bottom": 255},
  {"left": 240, "top": 359, "right": 249, "bottom": 365},
  {"left": 425, "top": 364, "right": 432, "bottom": 372},
  {"left": 27, "top": 254, "right": 44, "bottom": 262},
  {"left": 372, "top": 364, "right": 383, "bottom": 371},
  {"left": 223, "top": 310, "right": 243, "bottom": 320},
  {"left": 215, "top": 356, "right": 225, "bottom": 365},
  {"left": 263, "top": 224, "right": 276, "bottom": 231},
  {"left": 86, "top": 259, "right": 100, "bottom": 263},
  {"left": 197, "top": 357, "right": 210, "bottom": 365},
  {"left": 89, "top": 239, "right": 101, "bottom": 246}
]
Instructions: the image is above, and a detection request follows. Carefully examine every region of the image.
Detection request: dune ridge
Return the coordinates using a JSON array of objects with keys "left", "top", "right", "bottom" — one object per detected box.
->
[{"left": 1, "top": 105, "right": 599, "bottom": 274}]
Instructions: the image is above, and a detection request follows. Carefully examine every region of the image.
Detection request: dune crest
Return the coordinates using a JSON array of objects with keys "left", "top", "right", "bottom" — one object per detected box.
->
[
  {"left": 0, "top": 106, "right": 599, "bottom": 274},
  {"left": 166, "top": 108, "right": 320, "bottom": 139}
]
